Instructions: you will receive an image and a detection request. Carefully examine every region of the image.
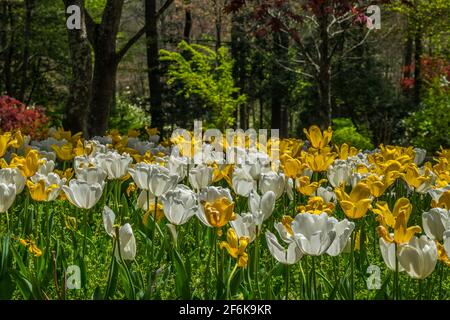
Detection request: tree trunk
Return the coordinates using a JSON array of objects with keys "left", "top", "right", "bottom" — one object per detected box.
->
[
  {"left": 87, "top": 0, "right": 124, "bottom": 136},
  {"left": 183, "top": 1, "right": 192, "bottom": 42},
  {"left": 145, "top": 0, "right": 164, "bottom": 133},
  {"left": 317, "top": 8, "right": 332, "bottom": 127},
  {"left": 19, "top": 0, "right": 34, "bottom": 102},
  {"left": 4, "top": 3, "right": 14, "bottom": 97},
  {"left": 271, "top": 32, "right": 289, "bottom": 138},
  {"left": 403, "top": 33, "right": 413, "bottom": 96},
  {"left": 63, "top": 0, "right": 92, "bottom": 135}
]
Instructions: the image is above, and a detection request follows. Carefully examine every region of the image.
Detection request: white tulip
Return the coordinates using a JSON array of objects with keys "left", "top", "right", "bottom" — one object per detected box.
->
[
  {"left": 0, "top": 168, "right": 26, "bottom": 194},
  {"left": 160, "top": 185, "right": 198, "bottom": 225},
  {"left": 136, "top": 190, "right": 156, "bottom": 211},
  {"left": 327, "top": 219, "right": 355, "bottom": 256},
  {"left": 291, "top": 213, "right": 336, "bottom": 256},
  {"left": 265, "top": 231, "right": 303, "bottom": 265},
  {"left": 128, "top": 163, "right": 178, "bottom": 196},
  {"left": 188, "top": 164, "right": 212, "bottom": 191},
  {"left": 327, "top": 160, "right": 352, "bottom": 188},
  {"left": 422, "top": 208, "right": 450, "bottom": 241},
  {"left": 398, "top": 235, "right": 437, "bottom": 279},
  {"left": 316, "top": 186, "right": 336, "bottom": 203},
  {"left": 75, "top": 166, "right": 107, "bottom": 184},
  {"left": 379, "top": 237, "right": 404, "bottom": 272},
  {"left": 167, "top": 155, "right": 188, "bottom": 182},
  {"left": 230, "top": 213, "right": 257, "bottom": 243},
  {"left": 62, "top": 179, "right": 104, "bottom": 209},
  {"left": 37, "top": 160, "right": 55, "bottom": 175},
  {"left": 414, "top": 148, "right": 427, "bottom": 165},
  {"left": 259, "top": 171, "right": 285, "bottom": 199},
  {"left": 232, "top": 166, "right": 256, "bottom": 197},
  {"left": 275, "top": 221, "right": 294, "bottom": 244},
  {"left": 117, "top": 224, "right": 136, "bottom": 261},
  {"left": 248, "top": 190, "right": 275, "bottom": 227},
  {"left": 285, "top": 177, "right": 294, "bottom": 201},
  {"left": 102, "top": 206, "right": 136, "bottom": 261},
  {"left": 0, "top": 183, "right": 16, "bottom": 213},
  {"left": 444, "top": 230, "right": 450, "bottom": 259},
  {"left": 96, "top": 152, "right": 132, "bottom": 180},
  {"left": 103, "top": 206, "right": 116, "bottom": 237}
]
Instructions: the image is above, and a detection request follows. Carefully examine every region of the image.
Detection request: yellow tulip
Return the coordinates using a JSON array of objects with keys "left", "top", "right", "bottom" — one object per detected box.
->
[
  {"left": 212, "top": 163, "right": 233, "bottom": 186},
  {"left": 10, "top": 130, "right": 24, "bottom": 149},
  {"left": 143, "top": 202, "right": 165, "bottom": 224},
  {"left": 432, "top": 190, "right": 450, "bottom": 209},
  {"left": 335, "top": 143, "right": 359, "bottom": 160},
  {"left": 363, "top": 172, "right": 400, "bottom": 197},
  {"left": 127, "top": 129, "right": 141, "bottom": 138},
  {"left": 146, "top": 127, "right": 160, "bottom": 137},
  {"left": 203, "top": 197, "right": 236, "bottom": 229},
  {"left": 303, "top": 149, "right": 336, "bottom": 172},
  {"left": 220, "top": 228, "right": 249, "bottom": 268},
  {"left": 303, "top": 125, "right": 332, "bottom": 149},
  {"left": 54, "top": 168, "right": 74, "bottom": 181},
  {"left": 295, "top": 176, "right": 326, "bottom": 196},
  {"left": 402, "top": 163, "right": 431, "bottom": 189},
  {"left": 335, "top": 182, "right": 372, "bottom": 219},
  {"left": 297, "top": 196, "right": 334, "bottom": 215},
  {"left": 52, "top": 128, "right": 82, "bottom": 145},
  {"left": 52, "top": 143, "right": 75, "bottom": 161},
  {"left": 373, "top": 198, "right": 421, "bottom": 244},
  {"left": 0, "top": 132, "right": 17, "bottom": 158},
  {"left": 281, "top": 155, "right": 304, "bottom": 179},
  {"left": 26, "top": 180, "right": 59, "bottom": 202},
  {"left": 437, "top": 242, "right": 450, "bottom": 267},
  {"left": 9, "top": 149, "right": 43, "bottom": 177}
]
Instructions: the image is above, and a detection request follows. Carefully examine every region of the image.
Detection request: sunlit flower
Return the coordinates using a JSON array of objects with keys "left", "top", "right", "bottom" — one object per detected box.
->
[
  {"left": 51, "top": 143, "right": 75, "bottom": 161},
  {"left": 265, "top": 231, "right": 303, "bottom": 265},
  {"left": 398, "top": 235, "right": 437, "bottom": 279},
  {"left": 160, "top": 185, "right": 198, "bottom": 225},
  {"left": 296, "top": 176, "right": 326, "bottom": 196},
  {"left": 374, "top": 198, "right": 421, "bottom": 244},
  {"left": 422, "top": 208, "right": 450, "bottom": 241},
  {"left": 248, "top": 190, "right": 276, "bottom": 227},
  {"left": 259, "top": 171, "right": 285, "bottom": 199},
  {"left": 335, "top": 182, "right": 372, "bottom": 219},
  {"left": 303, "top": 149, "right": 336, "bottom": 172},
  {"left": 128, "top": 163, "right": 178, "bottom": 196},
  {"left": 103, "top": 206, "right": 136, "bottom": 261},
  {"left": 297, "top": 196, "right": 334, "bottom": 215},
  {"left": 230, "top": 213, "right": 257, "bottom": 243},
  {"left": 0, "top": 168, "right": 26, "bottom": 194},
  {"left": 189, "top": 164, "right": 213, "bottom": 192},
  {"left": 62, "top": 179, "right": 105, "bottom": 209},
  {"left": 327, "top": 160, "right": 352, "bottom": 188},
  {"left": 303, "top": 125, "right": 332, "bottom": 150},
  {"left": 202, "top": 197, "right": 236, "bottom": 230},
  {"left": 220, "top": 228, "right": 249, "bottom": 267},
  {"left": 0, "top": 183, "right": 16, "bottom": 213}
]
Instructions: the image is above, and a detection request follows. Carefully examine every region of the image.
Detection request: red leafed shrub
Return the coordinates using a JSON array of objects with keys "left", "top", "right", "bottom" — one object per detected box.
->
[{"left": 0, "top": 96, "right": 49, "bottom": 139}]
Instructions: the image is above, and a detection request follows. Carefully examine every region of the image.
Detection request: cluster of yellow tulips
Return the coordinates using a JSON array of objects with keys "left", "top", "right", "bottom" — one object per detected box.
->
[{"left": 0, "top": 125, "right": 448, "bottom": 300}]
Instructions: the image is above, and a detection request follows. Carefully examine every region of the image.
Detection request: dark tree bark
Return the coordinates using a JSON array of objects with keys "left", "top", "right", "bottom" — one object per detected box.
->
[
  {"left": 231, "top": 12, "right": 248, "bottom": 130},
  {"left": 271, "top": 32, "right": 289, "bottom": 138},
  {"left": 403, "top": 33, "right": 413, "bottom": 96},
  {"left": 18, "top": 0, "right": 34, "bottom": 102},
  {"left": 317, "top": 7, "right": 332, "bottom": 127},
  {"left": 183, "top": 1, "right": 192, "bottom": 42},
  {"left": 63, "top": 0, "right": 92, "bottom": 135},
  {"left": 86, "top": 0, "right": 124, "bottom": 136},
  {"left": 145, "top": 0, "right": 164, "bottom": 133},
  {"left": 4, "top": 3, "right": 14, "bottom": 97}
]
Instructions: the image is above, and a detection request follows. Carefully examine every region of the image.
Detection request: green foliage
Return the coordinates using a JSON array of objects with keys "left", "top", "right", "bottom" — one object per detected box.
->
[
  {"left": 109, "top": 95, "right": 151, "bottom": 133},
  {"left": 160, "top": 41, "right": 246, "bottom": 130},
  {"left": 332, "top": 118, "right": 374, "bottom": 150},
  {"left": 403, "top": 79, "right": 450, "bottom": 151}
]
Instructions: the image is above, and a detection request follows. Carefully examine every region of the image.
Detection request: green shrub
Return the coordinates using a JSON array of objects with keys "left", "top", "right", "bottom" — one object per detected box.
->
[
  {"left": 403, "top": 79, "right": 450, "bottom": 152},
  {"left": 109, "top": 96, "right": 150, "bottom": 133},
  {"left": 332, "top": 118, "right": 374, "bottom": 150}
]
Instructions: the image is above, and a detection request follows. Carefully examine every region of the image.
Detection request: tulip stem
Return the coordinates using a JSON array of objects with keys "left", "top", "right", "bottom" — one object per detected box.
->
[
  {"left": 104, "top": 239, "right": 117, "bottom": 299},
  {"left": 226, "top": 263, "right": 238, "bottom": 299},
  {"left": 394, "top": 243, "right": 399, "bottom": 300},
  {"left": 311, "top": 256, "right": 318, "bottom": 300},
  {"left": 285, "top": 264, "right": 290, "bottom": 300},
  {"left": 5, "top": 210, "right": 10, "bottom": 234}
]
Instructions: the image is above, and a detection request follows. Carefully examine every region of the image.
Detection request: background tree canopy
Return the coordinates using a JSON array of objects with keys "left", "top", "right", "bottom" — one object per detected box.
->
[{"left": 0, "top": 0, "right": 448, "bottom": 150}]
